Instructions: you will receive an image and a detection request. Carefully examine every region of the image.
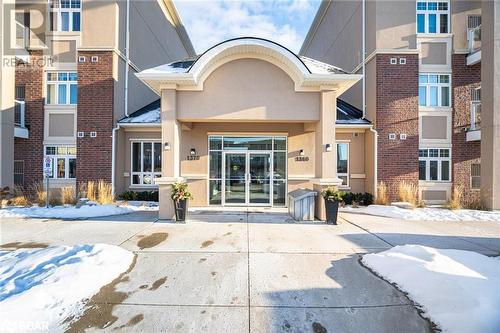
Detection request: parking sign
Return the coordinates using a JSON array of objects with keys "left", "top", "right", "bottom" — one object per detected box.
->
[{"left": 44, "top": 156, "right": 52, "bottom": 176}]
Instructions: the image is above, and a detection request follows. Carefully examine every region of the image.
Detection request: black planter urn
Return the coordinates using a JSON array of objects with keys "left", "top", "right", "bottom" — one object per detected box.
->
[
  {"left": 324, "top": 199, "right": 339, "bottom": 225},
  {"left": 174, "top": 199, "right": 188, "bottom": 222}
]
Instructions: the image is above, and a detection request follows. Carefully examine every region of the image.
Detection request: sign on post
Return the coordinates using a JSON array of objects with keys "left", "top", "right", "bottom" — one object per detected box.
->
[{"left": 43, "top": 157, "right": 52, "bottom": 208}]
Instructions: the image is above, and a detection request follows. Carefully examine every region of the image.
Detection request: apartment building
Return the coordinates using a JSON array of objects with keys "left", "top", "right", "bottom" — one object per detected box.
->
[
  {"left": 0, "top": 0, "right": 195, "bottom": 194},
  {"left": 301, "top": 0, "right": 500, "bottom": 209}
]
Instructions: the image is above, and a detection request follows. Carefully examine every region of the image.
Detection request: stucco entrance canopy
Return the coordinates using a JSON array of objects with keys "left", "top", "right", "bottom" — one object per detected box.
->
[
  {"left": 135, "top": 37, "right": 363, "bottom": 220},
  {"left": 136, "top": 37, "right": 361, "bottom": 95}
]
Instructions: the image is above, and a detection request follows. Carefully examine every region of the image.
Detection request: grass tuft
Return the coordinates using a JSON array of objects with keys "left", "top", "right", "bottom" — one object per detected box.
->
[
  {"left": 398, "top": 181, "right": 419, "bottom": 207},
  {"left": 97, "top": 180, "right": 113, "bottom": 204},
  {"left": 61, "top": 186, "right": 77, "bottom": 205},
  {"left": 375, "top": 181, "right": 390, "bottom": 205},
  {"left": 446, "top": 185, "right": 463, "bottom": 210}
]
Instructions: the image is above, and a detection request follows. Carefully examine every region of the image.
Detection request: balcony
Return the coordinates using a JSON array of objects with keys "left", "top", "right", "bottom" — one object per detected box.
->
[
  {"left": 14, "top": 100, "right": 29, "bottom": 139},
  {"left": 467, "top": 25, "right": 481, "bottom": 66}
]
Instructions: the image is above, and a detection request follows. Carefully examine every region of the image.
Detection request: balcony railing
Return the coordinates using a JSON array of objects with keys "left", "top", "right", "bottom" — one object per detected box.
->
[
  {"left": 14, "top": 100, "right": 25, "bottom": 128},
  {"left": 470, "top": 102, "right": 481, "bottom": 131},
  {"left": 467, "top": 25, "right": 481, "bottom": 53}
]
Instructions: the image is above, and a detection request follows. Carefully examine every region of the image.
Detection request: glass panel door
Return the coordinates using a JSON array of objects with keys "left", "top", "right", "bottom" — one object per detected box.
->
[
  {"left": 249, "top": 153, "right": 271, "bottom": 204},
  {"left": 224, "top": 153, "right": 246, "bottom": 204}
]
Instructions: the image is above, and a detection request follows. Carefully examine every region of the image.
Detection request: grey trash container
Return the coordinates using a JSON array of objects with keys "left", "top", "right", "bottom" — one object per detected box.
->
[{"left": 288, "top": 189, "right": 317, "bottom": 221}]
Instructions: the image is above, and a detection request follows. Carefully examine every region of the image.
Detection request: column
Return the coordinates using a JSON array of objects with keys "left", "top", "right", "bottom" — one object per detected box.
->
[
  {"left": 157, "top": 89, "right": 182, "bottom": 219},
  {"left": 480, "top": 0, "right": 500, "bottom": 210},
  {"left": 313, "top": 89, "right": 341, "bottom": 219}
]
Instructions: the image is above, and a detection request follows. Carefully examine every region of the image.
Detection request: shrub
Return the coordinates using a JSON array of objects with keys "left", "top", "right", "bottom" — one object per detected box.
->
[
  {"left": 61, "top": 186, "right": 77, "bottom": 205},
  {"left": 49, "top": 190, "right": 62, "bottom": 206},
  {"left": 321, "top": 187, "right": 343, "bottom": 202},
  {"left": 118, "top": 191, "right": 158, "bottom": 202},
  {"left": 375, "top": 181, "right": 389, "bottom": 205},
  {"left": 446, "top": 185, "right": 463, "bottom": 210},
  {"left": 97, "top": 180, "right": 113, "bottom": 204},
  {"left": 465, "top": 198, "right": 484, "bottom": 210},
  {"left": 10, "top": 185, "right": 29, "bottom": 206},
  {"left": 171, "top": 182, "right": 192, "bottom": 203},
  {"left": 398, "top": 181, "right": 418, "bottom": 207},
  {"left": 340, "top": 192, "right": 373, "bottom": 206}
]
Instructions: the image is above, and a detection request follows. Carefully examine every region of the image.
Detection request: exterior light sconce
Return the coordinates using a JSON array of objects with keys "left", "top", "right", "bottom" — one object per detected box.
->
[
  {"left": 190, "top": 148, "right": 196, "bottom": 155},
  {"left": 164, "top": 142, "right": 170, "bottom": 151},
  {"left": 299, "top": 149, "right": 305, "bottom": 156},
  {"left": 325, "top": 144, "right": 332, "bottom": 152}
]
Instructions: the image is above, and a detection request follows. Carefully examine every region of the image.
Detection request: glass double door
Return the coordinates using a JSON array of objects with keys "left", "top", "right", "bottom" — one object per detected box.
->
[{"left": 224, "top": 152, "right": 271, "bottom": 205}]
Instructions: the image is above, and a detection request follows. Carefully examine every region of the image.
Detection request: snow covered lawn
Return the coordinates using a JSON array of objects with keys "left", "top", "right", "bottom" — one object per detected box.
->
[
  {"left": 345, "top": 204, "right": 500, "bottom": 221},
  {"left": 0, "top": 202, "right": 158, "bottom": 219},
  {"left": 0, "top": 244, "right": 134, "bottom": 332},
  {"left": 362, "top": 245, "right": 500, "bottom": 332}
]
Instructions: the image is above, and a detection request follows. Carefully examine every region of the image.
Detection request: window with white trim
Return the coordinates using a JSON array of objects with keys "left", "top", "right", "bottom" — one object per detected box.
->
[
  {"left": 131, "top": 141, "right": 161, "bottom": 186},
  {"left": 417, "top": 1, "right": 449, "bottom": 34},
  {"left": 337, "top": 142, "right": 349, "bottom": 187},
  {"left": 419, "top": 74, "right": 451, "bottom": 107},
  {"left": 46, "top": 72, "right": 78, "bottom": 105},
  {"left": 49, "top": 0, "right": 81, "bottom": 32},
  {"left": 419, "top": 148, "right": 450, "bottom": 181},
  {"left": 471, "top": 163, "right": 480, "bottom": 190},
  {"left": 45, "top": 146, "right": 76, "bottom": 179}
]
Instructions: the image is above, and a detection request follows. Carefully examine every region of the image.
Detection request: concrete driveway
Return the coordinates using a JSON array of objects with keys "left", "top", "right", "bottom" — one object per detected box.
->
[{"left": 1, "top": 209, "right": 499, "bottom": 332}]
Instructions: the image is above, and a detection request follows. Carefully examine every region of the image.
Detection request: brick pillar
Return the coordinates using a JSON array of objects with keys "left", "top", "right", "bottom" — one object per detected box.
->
[
  {"left": 376, "top": 54, "right": 419, "bottom": 201},
  {"left": 14, "top": 51, "right": 45, "bottom": 189},
  {"left": 76, "top": 51, "right": 114, "bottom": 183},
  {"left": 451, "top": 54, "right": 481, "bottom": 206}
]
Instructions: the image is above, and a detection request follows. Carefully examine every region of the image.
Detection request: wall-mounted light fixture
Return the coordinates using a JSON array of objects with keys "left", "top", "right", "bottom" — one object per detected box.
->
[
  {"left": 299, "top": 149, "right": 305, "bottom": 156},
  {"left": 325, "top": 143, "right": 332, "bottom": 152},
  {"left": 190, "top": 148, "right": 196, "bottom": 155},
  {"left": 164, "top": 142, "right": 170, "bottom": 151}
]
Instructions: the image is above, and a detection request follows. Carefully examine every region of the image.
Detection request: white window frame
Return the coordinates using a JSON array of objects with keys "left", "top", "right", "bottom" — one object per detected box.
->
[
  {"left": 336, "top": 141, "right": 349, "bottom": 188},
  {"left": 416, "top": 1, "right": 450, "bottom": 34},
  {"left": 46, "top": 72, "right": 78, "bottom": 105},
  {"left": 419, "top": 148, "right": 451, "bottom": 182},
  {"left": 49, "top": 0, "right": 81, "bottom": 32},
  {"left": 130, "top": 140, "right": 162, "bottom": 187},
  {"left": 419, "top": 73, "right": 451, "bottom": 108},
  {"left": 470, "top": 163, "right": 480, "bottom": 190},
  {"left": 44, "top": 145, "right": 76, "bottom": 179}
]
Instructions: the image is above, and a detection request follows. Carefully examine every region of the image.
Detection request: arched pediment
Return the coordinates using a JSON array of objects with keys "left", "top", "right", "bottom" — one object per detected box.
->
[{"left": 137, "top": 37, "right": 362, "bottom": 94}]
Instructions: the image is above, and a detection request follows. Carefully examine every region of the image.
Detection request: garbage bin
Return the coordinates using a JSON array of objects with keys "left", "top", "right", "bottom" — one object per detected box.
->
[{"left": 288, "top": 189, "right": 317, "bottom": 221}]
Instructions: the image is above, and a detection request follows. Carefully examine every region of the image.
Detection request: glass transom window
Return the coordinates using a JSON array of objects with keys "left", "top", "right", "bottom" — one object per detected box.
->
[
  {"left": 419, "top": 74, "right": 451, "bottom": 107},
  {"left": 45, "top": 145, "right": 76, "bottom": 179},
  {"left": 417, "top": 1, "right": 449, "bottom": 34},
  {"left": 131, "top": 141, "right": 162, "bottom": 186},
  {"left": 50, "top": 0, "right": 81, "bottom": 32},
  {"left": 46, "top": 72, "right": 78, "bottom": 105},
  {"left": 419, "top": 148, "right": 451, "bottom": 181},
  {"left": 208, "top": 136, "right": 287, "bottom": 206}
]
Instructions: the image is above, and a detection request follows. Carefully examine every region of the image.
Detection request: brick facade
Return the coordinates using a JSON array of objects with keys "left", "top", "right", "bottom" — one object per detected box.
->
[
  {"left": 376, "top": 54, "right": 420, "bottom": 200},
  {"left": 76, "top": 51, "right": 114, "bottom": 183},
  {"left": 14, "top": 51, "right": 44, "bottom": 189},
  {"left": 451, "top": 54, "right": 481, "bottom": 205}
]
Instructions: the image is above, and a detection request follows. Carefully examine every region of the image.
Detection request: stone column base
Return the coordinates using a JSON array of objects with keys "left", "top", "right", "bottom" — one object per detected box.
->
[
  {"left": 156, "top": 177, "right": 184, "bottom": 220},
  {"left": 313, "top": 179, "right": 343, "bottom": 221}
]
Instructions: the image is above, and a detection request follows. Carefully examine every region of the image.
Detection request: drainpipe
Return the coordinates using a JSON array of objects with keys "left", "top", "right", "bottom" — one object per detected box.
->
[
  {"left": 111, "top": 124, "right": 120, "bottom": 197},
  {"left": 370, "top": 126, "right": 378, "bottom": 198},
  {"left": 362, "top": 0, "right": 366, "bottom": 119},
  {"left": 124, "top": 0, "right": 130, "bottom": 117}
]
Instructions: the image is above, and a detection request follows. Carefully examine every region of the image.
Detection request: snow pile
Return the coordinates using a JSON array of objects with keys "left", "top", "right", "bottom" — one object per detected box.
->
[
  {"left": 347, "top": 205, "right": 500, "bottom": 221},
  {"left": 120, "top": 108, "right": 160, "bottom": 123},
  {"left": 362, "top": 245, "right": 500, "bottom": 332},
  {"left": 0, "top": 204, "right": 135, "bottom": 219},
  {"left": 0, "top": 244, "right": 134, "bottom": 332}
]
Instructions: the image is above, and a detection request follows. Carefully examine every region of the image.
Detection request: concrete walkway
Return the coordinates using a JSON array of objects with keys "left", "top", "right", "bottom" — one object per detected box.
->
[{"left": 1, "top": 209, "right": 499, "bottom": 332}]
